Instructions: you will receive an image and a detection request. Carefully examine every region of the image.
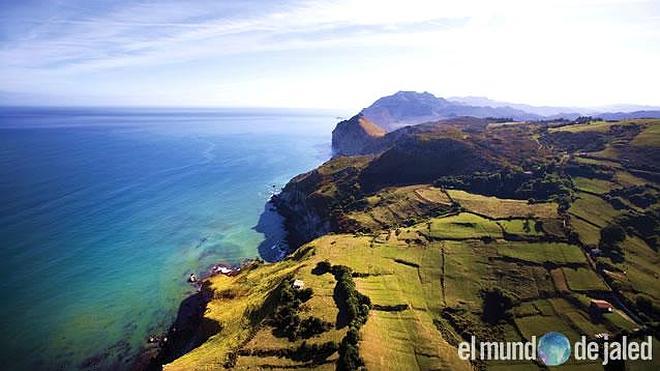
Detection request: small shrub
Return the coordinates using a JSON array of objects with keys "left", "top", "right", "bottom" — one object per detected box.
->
[{"left": 312, "top": 260, "right": 332, "bottom": 275}]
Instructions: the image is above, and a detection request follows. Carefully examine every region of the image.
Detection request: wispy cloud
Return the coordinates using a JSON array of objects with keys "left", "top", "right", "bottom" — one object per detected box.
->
[
  {"left": 0, "top": 0, "right": 658, "bottom": 107},
  {"left": 1, "top": 1, "right": 472, "bottom": 73}
]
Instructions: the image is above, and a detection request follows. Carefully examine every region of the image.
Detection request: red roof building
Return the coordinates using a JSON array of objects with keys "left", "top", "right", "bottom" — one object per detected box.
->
[{"left": 590, "top": 299, "right": 614, "bottom": 313}]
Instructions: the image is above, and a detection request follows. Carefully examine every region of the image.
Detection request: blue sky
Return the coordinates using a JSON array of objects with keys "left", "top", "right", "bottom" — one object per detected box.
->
[{"left": 1, "top": 0, "right": 659, "bottom": 109}]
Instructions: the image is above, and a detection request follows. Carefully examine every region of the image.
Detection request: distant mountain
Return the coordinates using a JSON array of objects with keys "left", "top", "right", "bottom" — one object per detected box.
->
[
  {"left": 332, "top": 91, "right": 660, "bottom": 156},
  {"left": 596, "top": 110, "right": 660, "bottom": 121},
  {"left": 594, "top": 103, "right": 660, "bottom": 112},
  {"left": 361, "top": 91, "right": 542, "bottom": 130},
  {"left": 448, "top": 96, "right": 590, "bottom": 117},
  {"left": 359, "top": 91, "right": 660, "bottom": 132}
]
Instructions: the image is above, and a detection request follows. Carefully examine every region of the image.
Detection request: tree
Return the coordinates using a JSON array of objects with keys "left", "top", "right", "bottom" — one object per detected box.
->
[
  {"left": 481, "top": 287, "right": 517, "bottom": 324},
  {"left": 312, "top": 260, "right": 332, "bottom": 275},
  {"left": 534, "top": 220, "right": 544, "bottom": 233},
  {"left": 599, "top": 223, "right": 626, "bottom": 250},
  {"left": 337, "top": 327, "right": 363, "bottom": 371}
]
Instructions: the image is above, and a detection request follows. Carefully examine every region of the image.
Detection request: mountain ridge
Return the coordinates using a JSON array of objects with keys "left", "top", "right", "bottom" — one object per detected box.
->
[
  {"left": 332, "top": 91, "right": 660, "bottom": 156},
  {"left": 361, "top": 91, "right": 660, "bottom": 130}
]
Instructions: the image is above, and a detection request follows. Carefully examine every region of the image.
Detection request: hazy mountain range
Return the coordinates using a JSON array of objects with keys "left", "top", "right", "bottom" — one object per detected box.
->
[{"left": 360, "top": 91, "right": 660, "bottom": 131}]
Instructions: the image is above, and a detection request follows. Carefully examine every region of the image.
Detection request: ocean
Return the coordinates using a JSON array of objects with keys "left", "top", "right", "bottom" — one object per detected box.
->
[{"left": 0, "top": 107, "right": 338, "bottom": 370}]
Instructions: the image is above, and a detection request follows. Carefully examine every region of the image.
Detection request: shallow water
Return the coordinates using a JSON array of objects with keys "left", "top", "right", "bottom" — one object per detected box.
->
[{"left": 0, "top": 107, "right": 337, "bottom": 370}]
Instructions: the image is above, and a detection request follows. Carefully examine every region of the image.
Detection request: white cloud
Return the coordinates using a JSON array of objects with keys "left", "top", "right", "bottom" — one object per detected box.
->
[{"left": 0, "top": 0, "right": 658, "bottom": 107}]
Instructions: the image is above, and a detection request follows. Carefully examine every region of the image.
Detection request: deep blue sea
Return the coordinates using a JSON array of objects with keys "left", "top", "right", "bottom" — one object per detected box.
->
[{"left": 0, "top": 107, "right": 338, "bottom": 370}]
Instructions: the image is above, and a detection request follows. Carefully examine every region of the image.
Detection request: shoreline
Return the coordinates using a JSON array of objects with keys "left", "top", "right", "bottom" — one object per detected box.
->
[
  {"left": 131, "top": 257, "right": 268, "bottom": 370},
  {"left": 131, "top": 167, "right": 322, "bottom": 370}
]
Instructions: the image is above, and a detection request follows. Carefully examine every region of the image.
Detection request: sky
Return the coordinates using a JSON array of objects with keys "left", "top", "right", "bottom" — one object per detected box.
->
[{"left": 0, "top": 0, "right": 659, "bottom": 110}]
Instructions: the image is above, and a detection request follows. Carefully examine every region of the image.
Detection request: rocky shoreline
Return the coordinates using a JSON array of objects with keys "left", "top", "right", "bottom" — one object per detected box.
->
[
  {"left": 132, "top": 260, "right": 260, "bottom": 370},
  {"left": 131, "top": 107, "right": 371, "bottom": 370},
  {"left": 270, "top": 177, "right": 333, "bottom": 249},
  {"left": 132, "top": 159, "right": 335, "bottom": 370}
]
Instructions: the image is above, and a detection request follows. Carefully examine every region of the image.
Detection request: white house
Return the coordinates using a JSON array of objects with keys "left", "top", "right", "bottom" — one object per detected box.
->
[{"left": 293, "top": 279, "right": 305, "bottom": 290}]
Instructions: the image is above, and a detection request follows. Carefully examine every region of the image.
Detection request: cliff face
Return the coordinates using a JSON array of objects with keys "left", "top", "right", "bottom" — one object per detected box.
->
[
  {"left": 271, "top": 155, "right": 371, "bottom": 248},
  {"left": 271, "top": 169, "right": 334, "bottom": 248},
  {"left": 331, "top": 91, "right": 542, "bottom": 155},
  {"left": 276, "top": 116, "right": 510, "bottom": 248},
  {"left": 331, "top": 113, "right": 385, "bottom": 156}
]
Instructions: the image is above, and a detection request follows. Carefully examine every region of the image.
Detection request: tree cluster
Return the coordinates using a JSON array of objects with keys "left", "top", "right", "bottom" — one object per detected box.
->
[
  {"left": 565, "top": 163, "right": 614, "bottom": 180},
  {"left": 331, "top": 265, "right": 371, "bottom": 328},
  {"left": 434, "top": 169, "right": 574, "bottom": 209},
  {"left": 269, "top": 281, "right": 332, "bottom": 341},
  {"left": 313, "top": 262, "right": 372, "bottom": 370},
  {"left": 606, "top": 186, "right": 658, "bottom": 209},
  {"left": 598, "top": 223, "right": 627, "bottom": 261},
  {"left": 480, "top": 287, "right": 518, "bottom": 324},
  {"left": 615, "top": 207, "right": 659, "bottom": 251}
]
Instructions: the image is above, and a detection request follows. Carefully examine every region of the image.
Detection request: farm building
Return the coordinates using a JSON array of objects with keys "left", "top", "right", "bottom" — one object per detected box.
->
[{"left": 590, "top": 299, "right": 613, "bottom": 313}]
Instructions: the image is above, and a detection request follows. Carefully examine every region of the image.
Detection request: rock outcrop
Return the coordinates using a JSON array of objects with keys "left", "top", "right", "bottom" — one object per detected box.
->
[
  {"left": 331, "top": 113, "right": 385, "bottom": 156},
  {"left": 271, "top": 169, "right": 335, "bottom": 248}
]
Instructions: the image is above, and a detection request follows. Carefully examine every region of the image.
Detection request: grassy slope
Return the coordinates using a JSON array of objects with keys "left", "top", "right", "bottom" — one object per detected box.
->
[
  {"left": 497, "top": 219, "right": 544, "bottom": 237},
  {"left": 427, "top": 212, "right": 503, "bottom": 239},
  {"left": 345, "top": 184, "right": 452, "bottom": 230},
  {"left": 573, "top": 177, "right": 618, "bottom": 195},
  {"left": 569, "top": 192, "right": 620, "bottom": 228},
  {"left": 165, "top": 259, "right": 303, "bottom": 370},
  {"left": 166, "top": 189, "right": 644, "bottom": 370},
  {"left": 563, "top": 128, "right": 660, "bottom": 314},
  {"left": 588, "top": 120, "right": 659, "bottom": 164},
  {"left": 447, "top": 190, "right": 558, "bottom": 219},
  {"left": 631, "top": 122, "right": 660, "bottom": 147},
  {"left": 165, "top": 119, "right": 659, "bottom": 370}
]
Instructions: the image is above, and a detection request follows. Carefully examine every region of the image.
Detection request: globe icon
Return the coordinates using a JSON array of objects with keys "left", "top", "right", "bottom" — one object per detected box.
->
[{"left": 537, "top": 332, "right": 571, "bottom": 366}]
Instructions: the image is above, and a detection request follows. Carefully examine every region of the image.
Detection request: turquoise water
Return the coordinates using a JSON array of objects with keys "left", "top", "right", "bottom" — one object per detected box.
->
[{"left": 0, "top": 107, "right": 337, "bottom": 370}]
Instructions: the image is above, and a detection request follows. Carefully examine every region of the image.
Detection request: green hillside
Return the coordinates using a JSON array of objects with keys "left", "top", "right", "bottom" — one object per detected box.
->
[{"left": 159, "top": 119, "right": 659, "bottom": 370}]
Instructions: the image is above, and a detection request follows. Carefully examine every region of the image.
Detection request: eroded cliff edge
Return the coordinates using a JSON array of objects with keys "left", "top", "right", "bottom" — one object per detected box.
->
[{"left": 331, "top": 113, "right": 385, "bottom": 156}]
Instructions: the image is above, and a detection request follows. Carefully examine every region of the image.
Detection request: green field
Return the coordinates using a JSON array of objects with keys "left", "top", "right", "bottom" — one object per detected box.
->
[
  {"left": 497, "top": 241, "right": 587, "bottom": 265},
  {"left": 574, "top": 155, "right": 622, "bottom": 168},
  {"left": 570, "top": 217, "right": 601, "bottom": 246},
  {"left": 498, "top": 219, "right": 544, "bottom": 237},
  {"left": 614, "top": 170, "right": 650, "bottom": 187},
  {"left": 516, "top": 312, "right": 580, "bottom": 341},
  {"left": 549, "top": 121, "right": 622, "bottom": 133},
  {"left": 573, "top": 177, "right": 618, "bottom": 195},
  {"left": 427, "top": 212, "right": 503, "bottom": 239},
  {"left": 442, "top": 240, "right": 493, "bottom": 306},
  {"left": 569, "top": 192, "right": 621, "bottom": 227},
  {"left": 618, "top": 237, "right": 660, "bottom": 302},
  {"left": 561, "top": 267, "right": 609, "bottom": 292},
  {"left": 447, "top": 190, "right": 558, "bottom": 219},
  {"left": 631, "top": 121, "right": 660, "bottom": 147}
]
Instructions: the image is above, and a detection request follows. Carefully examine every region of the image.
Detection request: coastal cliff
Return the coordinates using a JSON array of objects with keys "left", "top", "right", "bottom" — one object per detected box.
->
[
  {"left": 274, "top": 115, "right": 527, "bottom": 248},
  {"left": 331, "top": 113, "right": 385, "bottom": 156},
  {"left": 270, "top": 154, "right": 372, "bottom": 248},
  {"left": 270, "top": 169, "right": 334, "bottom": 248},
  {"left": 153, "top": 112, "right": 660, "bottom": 370}
]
